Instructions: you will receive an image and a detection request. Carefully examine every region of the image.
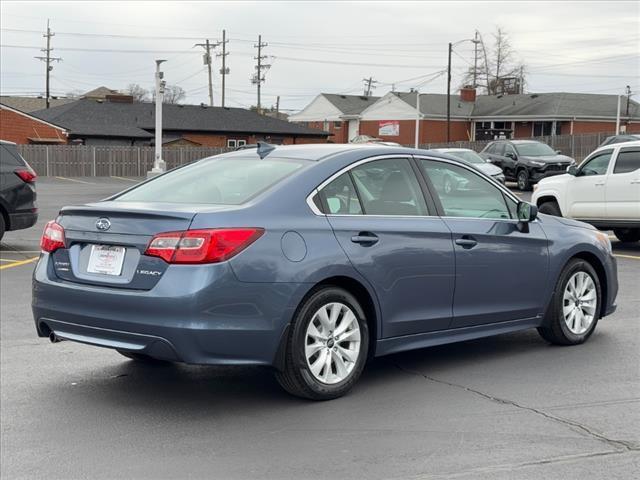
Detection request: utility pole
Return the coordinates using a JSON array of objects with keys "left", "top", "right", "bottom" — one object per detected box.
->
[
  {"left": 252, "top": 35, "right": 270, "bottom": 114},
  {"left": 625, "top": 85, "right": 631, "bottom": 118},
  {"left": 195, "top": 39, "right": 220, "bottom": 106},
  {"left": 217, "top": 29, "right": 229, "bottom": 107},
  {"left": 363, "top": 77, "right": 378, "bottom": 96},
  {"left": 615, "top": 94, "right": 621, "bottom": 135},
  {"left": 446, "top": 42, "right": 452, "bottom": 143},
  {"left": 34, "top": 19, "right": 62, "bottom": 109},
  {"left": 275, "top": 95, "right": 280, "bottom": 116},
  {"left": 150, "top": 59, "right": 167, "bottom": 176}
]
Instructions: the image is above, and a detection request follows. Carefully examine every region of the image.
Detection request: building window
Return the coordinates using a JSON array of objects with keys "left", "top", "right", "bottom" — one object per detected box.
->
[
  {"left": 323, "top": 120, "right": 329, "bottom": 131},
  {"left": 334, "top": 121, "right": 343, "bottom": 129},
  {"left": 237, "top": 140, "right": 246, "bottom": 147},
  {"left": 227, "top": 139, "right": 237, "bottom": 148},
  {"left": 533, "top": 122, "right": 561, "bottom": 137}
]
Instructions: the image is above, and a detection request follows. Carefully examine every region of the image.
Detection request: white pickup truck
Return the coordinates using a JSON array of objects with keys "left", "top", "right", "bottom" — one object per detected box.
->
[{"left": 532, "top": 141, "right": 640, "bottom": 243}]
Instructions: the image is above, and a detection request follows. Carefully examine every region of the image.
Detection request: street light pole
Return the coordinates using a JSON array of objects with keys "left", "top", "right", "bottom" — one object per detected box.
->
[{"left": 150, "top": 59, "right": 167, "bottom": 177}]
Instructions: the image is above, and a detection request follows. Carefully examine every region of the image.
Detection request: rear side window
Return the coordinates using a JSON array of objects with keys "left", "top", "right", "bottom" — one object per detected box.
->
[
  {"left": 115, "top": 157, "right": 306, "bottom": 205},
  {"left": 613, "top": 148, "right": 640, "bottom": 174},
  {"left": 350, "top": 158, "right": 428, "bottom": 216}
]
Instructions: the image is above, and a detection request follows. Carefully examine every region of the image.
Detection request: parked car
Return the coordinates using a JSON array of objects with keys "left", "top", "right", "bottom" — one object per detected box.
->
[
  {"left": 480, "top": 139, "right": 575, "bottom": 191},
  {"left": 431, "top": 148, "right": 506, "bottom": 184},
  {"left": 532, "top": 141, "right": 640, "bottom": 243},
  {"left": 600, "top": 134, "right": 640, "bottom": 147},
  {"left": 33, "top": 144, "right": 618, "bottom": 400},
  {"left": 0, "top": 140, "right": 38, "bottom": 241}
]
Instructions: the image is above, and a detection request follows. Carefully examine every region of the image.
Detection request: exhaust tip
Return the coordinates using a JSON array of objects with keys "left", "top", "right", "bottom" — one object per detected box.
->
[{"left": 49, "top": 332, "right": 61, "bottom": 343}]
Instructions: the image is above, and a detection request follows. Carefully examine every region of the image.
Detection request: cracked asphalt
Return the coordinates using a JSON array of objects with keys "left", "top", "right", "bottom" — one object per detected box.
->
[{"left": 1, "top": 177, "right": 639, "bottom": 479}]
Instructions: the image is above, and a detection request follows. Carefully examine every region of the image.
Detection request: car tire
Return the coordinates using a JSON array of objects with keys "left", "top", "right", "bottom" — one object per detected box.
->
[
  {"left": 0, "top": 214, "right": 5, "bottom": 242},
  {"left": 276, "top": 286, "right": 369, "bottom": 400},
  {"left": 538, "top": 201, "right": 562, "bottom": 217},
  {"left": 517, "top": 169, "right": 531, "bottom": 191},
  {"left": 613, "top": 228, "right": 640, "bottom": 243},
  {"left": 537, "top": 258, "right": 601, "bottom": 346},
  {"left": 117, "top": 350, "right": 170, "bottom": 364}
]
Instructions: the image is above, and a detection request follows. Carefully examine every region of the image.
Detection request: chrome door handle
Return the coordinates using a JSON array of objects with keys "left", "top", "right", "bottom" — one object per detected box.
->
[
  {"left": 594, "top": 182, "right": 605, "bottom": 186},
  {"left": 455, "top": 236, "right": 478, "bottom": 249},
  {"left": 351, "top": 233, "right": 379, "bottom": 245}
]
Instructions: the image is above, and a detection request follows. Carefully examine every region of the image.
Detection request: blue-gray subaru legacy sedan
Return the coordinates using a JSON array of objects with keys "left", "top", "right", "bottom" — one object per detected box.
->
[{"left": 33, "top": 144, "right": 618, "bottom": 400}]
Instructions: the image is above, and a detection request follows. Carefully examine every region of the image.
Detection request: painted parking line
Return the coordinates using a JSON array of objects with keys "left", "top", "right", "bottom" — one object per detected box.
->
[
  {"left": 0, "top": 257, "right": 39, "bottom": 270},
  {"left": 614, "top": 253, "right": 640, "bottom": 261},
  {"left": 110, "top": 176, "right": 139, "bottom": 182},
  {"left": 55, "top": 176, "right": 95, "bottom": 185}
]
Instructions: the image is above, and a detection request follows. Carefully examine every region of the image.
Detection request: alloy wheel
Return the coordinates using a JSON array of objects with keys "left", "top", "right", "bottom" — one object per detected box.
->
[
  {"left": 305, "top": 302, "right": 361, "bottom": 384},
  {"left": 562, "top": 271, "right": 597, "bottom": 334}
]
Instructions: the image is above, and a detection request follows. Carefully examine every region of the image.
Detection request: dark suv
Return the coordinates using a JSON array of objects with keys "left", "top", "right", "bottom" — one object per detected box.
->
[
  {"left": 480, "top": 140, "right": 575, "bottom": 190},
  {"left": 0, "top": 141, "right": 38, "bottom": 240}
]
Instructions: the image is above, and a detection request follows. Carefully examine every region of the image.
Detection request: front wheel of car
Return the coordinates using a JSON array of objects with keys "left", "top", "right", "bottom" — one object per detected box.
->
[
  {"left": 613, "top": 228, "right": 640, "bottom": 243},
  {"left": 538, "top": 201, "right": 562, "bottom": 217},
  {"left": 537, "top": 259, "right": 601, "bottom": 346},
  {"left": 276, "top": 286, "right": 369, "bottom": 400},
  {"left": 517, "top": 169, "right": 531, "bottom": 191}
]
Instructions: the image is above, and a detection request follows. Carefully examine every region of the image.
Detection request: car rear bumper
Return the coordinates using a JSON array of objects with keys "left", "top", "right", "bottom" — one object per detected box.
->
[
  {"left": 8, "top": 211, "right": 38, "bottom": 231},
  {"left": 32, "top": 253, "right": 307, "bottom": 366}
]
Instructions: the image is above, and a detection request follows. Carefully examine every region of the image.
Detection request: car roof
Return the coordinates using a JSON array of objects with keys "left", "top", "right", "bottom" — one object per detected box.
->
[
  {"left": 217, "top": 143, "right": 456, "bottom": 162},
  {"left": 430, "top": 148, "right": 474, "bottom": 153},
  {"left": 592, "top": 139, "right": 640, "bottom": 154}
]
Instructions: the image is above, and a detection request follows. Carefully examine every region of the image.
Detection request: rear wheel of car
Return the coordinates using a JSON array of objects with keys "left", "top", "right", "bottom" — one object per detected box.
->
[
  {"left": 117, "top": 350, "right": 170, "bottom": 364},
  {"left": 613, "top": 228, "right": 640, "bottom": 243},
  {"left": 517, "top": 169, "right": 531, "bottom": 191},
  {"left": 538, "top": 201, "right": 562, "bottom": 217},
  {"left": 537, "top": 259, "right": 601, "bottom": 345},
  {"left": 276, "top": 286, "right": 369, "bottom": 400},
  {"left": 0, "top": 215, "right": 5, "bottom": 241}
]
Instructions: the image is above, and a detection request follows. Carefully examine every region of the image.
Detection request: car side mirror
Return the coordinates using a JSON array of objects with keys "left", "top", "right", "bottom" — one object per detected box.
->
[
  {"left": 567, "top": 165, "right": 577, "bottom": 176},
  {"left": 517, "top": 202, "right": 538, "bottom": 230},
  {"left": 555, "top": 149, "right": 562, "bottom": 154},
  {"left": 505, "top": 152, "right": 516, "bottom": 159}
]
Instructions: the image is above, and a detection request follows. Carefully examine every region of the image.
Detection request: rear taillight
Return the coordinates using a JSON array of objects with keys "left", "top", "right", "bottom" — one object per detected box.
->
[
  {"left": 15, "top": 168, "right": 37, "bottom": 183},
  {"left": 145, "top": 228, "right": 264, "bottom": 264},
  {"left": 40, "top": 221, "right": 66, "bottom": 253}
]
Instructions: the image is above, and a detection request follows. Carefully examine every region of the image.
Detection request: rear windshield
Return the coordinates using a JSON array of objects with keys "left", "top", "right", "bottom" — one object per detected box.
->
[{"left": 114, "top": 157, "right": 307, "bottom": 205}]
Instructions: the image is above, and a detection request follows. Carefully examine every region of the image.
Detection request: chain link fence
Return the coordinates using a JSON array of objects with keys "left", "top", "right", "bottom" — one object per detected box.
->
[{"left": 17, "top": 132, "right": 612, "bottom": 177}]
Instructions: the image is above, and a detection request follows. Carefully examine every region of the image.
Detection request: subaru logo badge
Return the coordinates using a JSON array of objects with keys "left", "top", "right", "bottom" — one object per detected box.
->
[{"left": 95, "top": 218, "right": 111, "bottom": 231}]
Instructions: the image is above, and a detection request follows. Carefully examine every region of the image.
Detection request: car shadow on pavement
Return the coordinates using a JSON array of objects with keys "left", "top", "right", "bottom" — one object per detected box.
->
[{"left": 41, "top": 328, "right": 582, "bottom": 413}]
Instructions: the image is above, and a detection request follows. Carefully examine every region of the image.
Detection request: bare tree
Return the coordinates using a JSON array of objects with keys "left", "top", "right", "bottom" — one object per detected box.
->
[
  {"left": 161, "top": 85, "right": 186, "bottom": 104},
  {"left": 125, "top": 83, "right": 149, "bottom": 102},
  {"left": 461, "top": 27, "right": 526, "bottom": 95}
]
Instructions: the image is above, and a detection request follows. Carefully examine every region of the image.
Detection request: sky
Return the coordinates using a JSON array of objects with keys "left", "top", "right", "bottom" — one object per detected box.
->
[{"left": 1, "top": 1, "right": 638, "bottom": 112}]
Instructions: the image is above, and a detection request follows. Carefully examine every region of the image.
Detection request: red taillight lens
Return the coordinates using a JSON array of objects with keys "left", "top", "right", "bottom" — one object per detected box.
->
[
  {"left": 15, "top": 168, "right": 37, "bottom": 183},
  {"left": 40, "top": 220, "right": 66, "bottom": 253},
  {"left": 145, "top": 228, "right": 264, "bottom": 264}
]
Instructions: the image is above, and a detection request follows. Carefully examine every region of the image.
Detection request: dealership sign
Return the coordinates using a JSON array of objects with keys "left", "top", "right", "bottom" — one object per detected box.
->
[{"left": 378, "top": 120, "right": 399, "bottom": 136}]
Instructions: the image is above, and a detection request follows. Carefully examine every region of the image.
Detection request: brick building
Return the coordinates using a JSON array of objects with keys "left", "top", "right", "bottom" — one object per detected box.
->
[
  {"left": 293, "top": 88, "right": 640, "bottom": 144},
  {"left": 31, "top": 98, "right": 329, "bottom": 146},
  {"left": 0, "top": 103, "right": 68, "bottom": 144}
]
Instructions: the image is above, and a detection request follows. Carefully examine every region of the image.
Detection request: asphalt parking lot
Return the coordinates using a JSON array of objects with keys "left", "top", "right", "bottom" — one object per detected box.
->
[{"left": 1, "top": 177, "right": 639, "bottom": 480}]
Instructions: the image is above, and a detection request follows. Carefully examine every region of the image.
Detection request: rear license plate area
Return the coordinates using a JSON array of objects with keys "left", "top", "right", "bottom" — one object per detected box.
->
[{"left": 86, "top": 245, "right": 126, "bottom": 276}]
